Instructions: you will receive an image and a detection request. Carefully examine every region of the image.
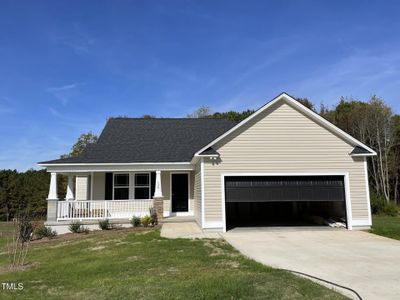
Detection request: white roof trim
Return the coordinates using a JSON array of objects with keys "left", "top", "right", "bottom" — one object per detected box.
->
[
  {"left": 194, "top": 92, "right": 377, "bottom": 156},
  {"left": 350, "top": 153, "right": 376, "bottom": 157},
  {"left": 38, "top": 162, "right": 191, "bottom": 167}
]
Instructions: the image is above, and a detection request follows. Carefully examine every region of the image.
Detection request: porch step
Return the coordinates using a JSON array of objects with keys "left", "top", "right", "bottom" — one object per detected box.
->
[{"left": 161, "top": 216, "right": 196, "bottom": 223}]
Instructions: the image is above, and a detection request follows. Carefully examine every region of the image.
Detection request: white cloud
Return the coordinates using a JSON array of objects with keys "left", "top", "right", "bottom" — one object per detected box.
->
[
  {"left": 289, "top": 47, "right": 400, "bottom": 108},
  {"left": 46, "top": 82, "right": 81, "bottom": 105},
  {"left": 49, "top": 107, "right": 62, "bottom": 117},
  {"left": 46, "top": 83, "right": 79, "bottom": 92},
  {"left": 51, "top": 23, "right": 95, "bottom": 55}
]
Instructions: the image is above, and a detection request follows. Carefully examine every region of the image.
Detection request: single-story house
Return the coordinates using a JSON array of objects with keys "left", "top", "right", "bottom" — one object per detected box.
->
[{"left": 39, "top": 93, "right": 376, "bottom": 232}]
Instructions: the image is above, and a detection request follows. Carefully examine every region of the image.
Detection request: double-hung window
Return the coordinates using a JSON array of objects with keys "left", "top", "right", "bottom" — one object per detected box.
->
[
  {"left": 134, "top": 173, "right": 150, "bottom": 199},
  {"left": 113, "top": 174, "right": 129, "bottom": 200}
]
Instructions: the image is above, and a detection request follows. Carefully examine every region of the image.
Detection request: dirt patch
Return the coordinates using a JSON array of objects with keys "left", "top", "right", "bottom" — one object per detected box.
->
[
  {"left": 130, "top": 241, "right": 143, "bottom": 245},
  {"left": 203, "top": 239, "right": 241, "bottom": 258},
  {"left": 204, "top": 240, "right": 228, "bottom": 256},
  {"left": 90, "top": 246, "right": 105, "bottom": 251},
  {"left": 167, "top": 267, "right": 179, "bottom": 273},
  {"left": 126, "top": 256, "right": 139, "bottom": 261},
  {"left": 0, "top": 262, "right": 39, "bottom": 274},
  {"left": 115, "top": 241, "right": 129, "bottom": 245},
  {"left": 216, "top": 260, "right": 240, "bottom": 268},
  {"left": 30, "top": 227, "right": 157, "bottom": 246}
]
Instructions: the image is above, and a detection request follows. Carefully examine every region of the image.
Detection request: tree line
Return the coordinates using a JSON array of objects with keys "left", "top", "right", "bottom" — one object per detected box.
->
[
  {"left": 0, "top": 95, "right": 398, "bottom": 220},
  {"left": 0, "top": 133, "right": 97, "bottom": 221}
]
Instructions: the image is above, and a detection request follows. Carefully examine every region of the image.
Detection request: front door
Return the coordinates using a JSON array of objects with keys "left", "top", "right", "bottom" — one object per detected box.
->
[{"left": 171, "top": 173, "right": 189, "bottom": 212}]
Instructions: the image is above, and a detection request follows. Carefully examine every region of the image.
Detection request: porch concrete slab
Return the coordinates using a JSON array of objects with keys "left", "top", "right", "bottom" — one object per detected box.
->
[
  {"left": 161, "top": 222, "right": 220, "bottom": 239},
  {"left": 222, "top": 227, "right": 400, "bottom": 300}
]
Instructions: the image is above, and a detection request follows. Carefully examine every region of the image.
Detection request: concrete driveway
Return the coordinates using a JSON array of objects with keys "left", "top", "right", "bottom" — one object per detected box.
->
[{"left": 223, "top": 228, "right": 400, "bottom": 300}]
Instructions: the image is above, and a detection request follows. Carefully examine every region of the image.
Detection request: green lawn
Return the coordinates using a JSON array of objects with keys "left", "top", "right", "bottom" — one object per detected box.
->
[
  {"left": 0, "top": 221, "right": 16, "bottom": 249},
  {"left": 371, "top": 215, "right": 400, "bottom": 240},
  {"left": 0, "top": 224, "right": 347, "bottom": 300}
]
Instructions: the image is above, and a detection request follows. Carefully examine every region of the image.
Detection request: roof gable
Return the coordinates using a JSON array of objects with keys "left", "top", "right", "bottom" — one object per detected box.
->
[{"left": 194, "top": 93, "right": 376, "bottom": 157}]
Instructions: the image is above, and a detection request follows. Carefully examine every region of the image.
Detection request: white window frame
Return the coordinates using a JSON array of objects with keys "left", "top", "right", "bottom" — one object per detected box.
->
[
  {"left": 113, "top": 173, "right": 130, "bottom": 200},
  {"left": 133, "top": 172, "right": 151, "bottom": 200}
]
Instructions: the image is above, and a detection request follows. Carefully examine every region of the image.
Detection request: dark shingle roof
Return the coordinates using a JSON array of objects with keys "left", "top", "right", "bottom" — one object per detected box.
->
[
  {"left": 350, "top": 146, "right": 373, "bottom": 155},
  {"left": 40, "top": 118, "right": 237, "bottom": 164}
]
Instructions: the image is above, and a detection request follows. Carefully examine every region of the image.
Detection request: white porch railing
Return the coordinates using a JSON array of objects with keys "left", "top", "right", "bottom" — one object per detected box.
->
[{"left": 57, "top": 199, "right": 153, "bottom": 221}]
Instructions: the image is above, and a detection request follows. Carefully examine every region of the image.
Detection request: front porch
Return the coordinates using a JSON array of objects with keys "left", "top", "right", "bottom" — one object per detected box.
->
[
  {"left": 56, "top": 199, "right": 153, "bottom": 221},
  {"left": 46, "top": 169, "right": 195, "bottom": 224}
]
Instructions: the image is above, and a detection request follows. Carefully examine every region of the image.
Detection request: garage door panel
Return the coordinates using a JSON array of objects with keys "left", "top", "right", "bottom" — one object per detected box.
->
[
  {"left": 225, "top": 176, "right": 345, "bottom": 203},
  {"left": 226, "top": 188, "right": 252, "bottom": 202}
]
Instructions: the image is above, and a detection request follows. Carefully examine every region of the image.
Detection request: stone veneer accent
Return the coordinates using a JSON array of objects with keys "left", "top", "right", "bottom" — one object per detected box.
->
[{"left": 153, "top": 196, "right": 164, "bottom": 220}]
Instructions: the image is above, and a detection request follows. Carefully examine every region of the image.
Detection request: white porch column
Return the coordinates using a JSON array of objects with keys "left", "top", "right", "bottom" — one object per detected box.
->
[
  {"left": 66, "top": 174, "right": 74, "bottom": 200},
  {"left": 47, "top": 172, "right": 58, "bottom": 223},
  {"left": 47, "top": 172, "right": 58, "bottom": 200},
  {"left": 154, "top": 170, "right": 163, "bottom": 197},
  {"left": 153, "top": 170, "right": 164, "bottom": 220}
]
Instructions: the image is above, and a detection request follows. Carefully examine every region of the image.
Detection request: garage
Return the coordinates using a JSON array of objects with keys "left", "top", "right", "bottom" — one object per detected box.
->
[{"left": 225, "top": 175, "right": 348, "bottom": 229}]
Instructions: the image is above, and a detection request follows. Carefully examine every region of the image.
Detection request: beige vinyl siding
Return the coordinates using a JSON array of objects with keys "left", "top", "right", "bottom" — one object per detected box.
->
[
  {"left": 194, "top": 162, "right": 202, "bottom": 225},
  {"left": 75, "top": 175, "right": 89, "bottom": 200},
  {"left": 203, "top": 101, "right": 369, "bottom": 224},
  {"left": 92, "top": 173, "right": 105, "bottom": 200}
]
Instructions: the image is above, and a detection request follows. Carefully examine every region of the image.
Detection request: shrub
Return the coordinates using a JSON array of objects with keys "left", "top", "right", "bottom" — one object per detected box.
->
[
  {"left": 371, "top": 192, "right": 399, "bottom": 216},
  {"left": 371, "top": 192, "right": 386, "bottom": 215},
  {"left": 149, "top": 207, "right": 158, "bottom": 226},
  {"left": 130, "top": 216, "right": 141, "bottom": 227},
  {"left": 98, "top": 219, "right": 111, "bottom": 230},
  {"left": 141, "top": 215, "right": 152, "bottom": 227},
  {"left": 383, "top": 202, "right": 399, "bottom": 217},
  {"left": 8, "top": 216, "right": 34, "bottom": 269},
  {"left": 19, "top": 218, "right": 34, "bottom": 243},
  {"left": 69, "top": 221, "right": 84, "bottom": 233},
  {"left": 34, "top": 224, "right": 57, "bottom": 239}
]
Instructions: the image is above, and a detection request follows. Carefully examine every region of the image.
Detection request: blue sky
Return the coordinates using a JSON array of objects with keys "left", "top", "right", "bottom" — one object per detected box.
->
[{"left": 1, "top": 1, "right": 399, "bottom": 170}]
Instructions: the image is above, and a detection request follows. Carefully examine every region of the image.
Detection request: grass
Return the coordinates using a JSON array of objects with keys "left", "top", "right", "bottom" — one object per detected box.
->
[
  {"left": 0, "top": 223, "right": 347, "bottom": 300},
  {"left": 371, "top": 215, "right": 400, "bottom": 240},
  {"left": 0, "top": 221, "right": 16, "bottom": 249}
]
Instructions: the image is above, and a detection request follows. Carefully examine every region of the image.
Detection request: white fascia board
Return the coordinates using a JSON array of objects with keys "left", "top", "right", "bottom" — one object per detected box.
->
[
  {"left": 194, "top": 92, "right": 377, "bottom": 156},
  {"left": 38, "top": 162, "right": 191, "bottom": 167},
  {"left": 40, "top": 162, "right": 195, "bottom": 173},
  {"left": 191, "top": 154, "right": 219, "bottom": 164},
  {"left": 350, "top": 153, "right": 376, "bottom": 157},
  {"left": 195, "top": 154, "right": 219, "bottom": 158}
]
